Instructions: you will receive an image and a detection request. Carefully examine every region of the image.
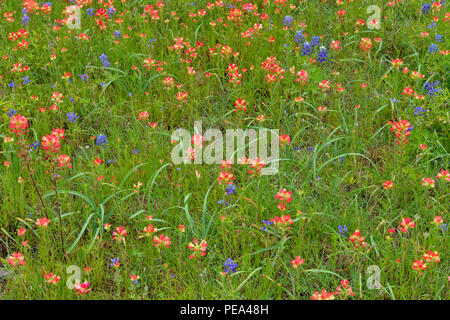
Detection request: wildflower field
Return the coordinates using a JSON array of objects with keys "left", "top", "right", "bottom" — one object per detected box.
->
[{"left": 0, "top": 0, "right": 449, "bottom": 301}]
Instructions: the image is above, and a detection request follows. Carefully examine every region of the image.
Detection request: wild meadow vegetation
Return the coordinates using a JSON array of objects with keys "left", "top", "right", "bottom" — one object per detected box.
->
[{"left": 0, "top": 0, "right": 448, "bottom": 300}]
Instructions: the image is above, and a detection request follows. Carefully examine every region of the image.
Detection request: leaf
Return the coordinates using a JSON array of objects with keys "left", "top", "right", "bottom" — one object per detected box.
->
[
  {"left": 67, "top": 212, "right": 95, "bottom": 254},
  {"left": 43, "top": 190, "right": 97, "bottom": 212},
  {"left": 233, "top": 267, "right": 262, "bottom": 293}
]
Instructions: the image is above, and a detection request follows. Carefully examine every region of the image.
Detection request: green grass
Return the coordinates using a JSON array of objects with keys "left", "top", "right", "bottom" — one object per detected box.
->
[{"left": 0, "top": 0, "right": 448, "bottom": 300}]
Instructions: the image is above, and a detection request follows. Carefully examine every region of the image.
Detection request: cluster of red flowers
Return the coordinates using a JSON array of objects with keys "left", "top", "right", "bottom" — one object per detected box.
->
[
  {"left": 311, "top": 279, "right": 355, "bottom": 300},
  {"left": 233, "top": 98, "right": 247, "bottom": 112},
  {"left": 412, "top": 251, "right": 440, "bottom": 276},
  {"left": 226, "top": 64, "right": 243, "bottom": 85},
  {"left": 388, "top": 120, "right": 412, "bottom": 145},
  {"left": 261, "top": 56, "right": 285, "bottom": 83},
  {"left": 74, "top": 281, "right": 91, "bottom": 295},
  {"left": 93, "top": 6, "right": 114, "bottom": 30},
  {"left": 143, "top": 3, "right": 163, "bottom": 20},
  {"left": 279, "top": 134, "right": 291, "bottom": 146},
  {"left": 9, "top": 114, "right": 29, "bottom": 135},
  {"left": 112, "top": 226, "right": 127, "bottom": 243},
  {"left": 8, "top": 28, "right": 29, "bottom": 50},
  {"left": 153, "top": 233, "right": 172, "bottom": 248},
  {"left": 349, "top": 229, "right": 368, "bottom": 248},
  {"left": 247, "top": 158, "right": 266, "bottom": 175},
  {"left": 41, "top": 128, "right": 72, "bottom": 168},
  {"left": 436, "top": 169, "right": 449, "bottom": 182},
  {"left": 43, "top": 272, "right": 61, "bottom": 285},
  {"left": 270, "top": 214, "right": 293, "bottom": 230},
  {"left": 294, "top": 69, "right": 309, "bottom": 85},
  {"left": 399, "top": 217, "right": 415, "bottom": 233},
  {"left": 7, "top": 252, "right": 25, "bottom": 268},
  {"left": 23, "top": 0, "right": 39, "bottom": 13},
  {"left": 187, "top": 238, "right": 208, "bottom": 259},
  {"left": 218, "top": 170, "right": 234, "bottom": 185},
  {"left": 359, "top": 37, "right": 373, "bottom": 52},
  {"left": 232, "top": 157, "right": 267, "bottom": 175},
  {"left": 275, "top": 188, "right": 292, "bottom": 211}
]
